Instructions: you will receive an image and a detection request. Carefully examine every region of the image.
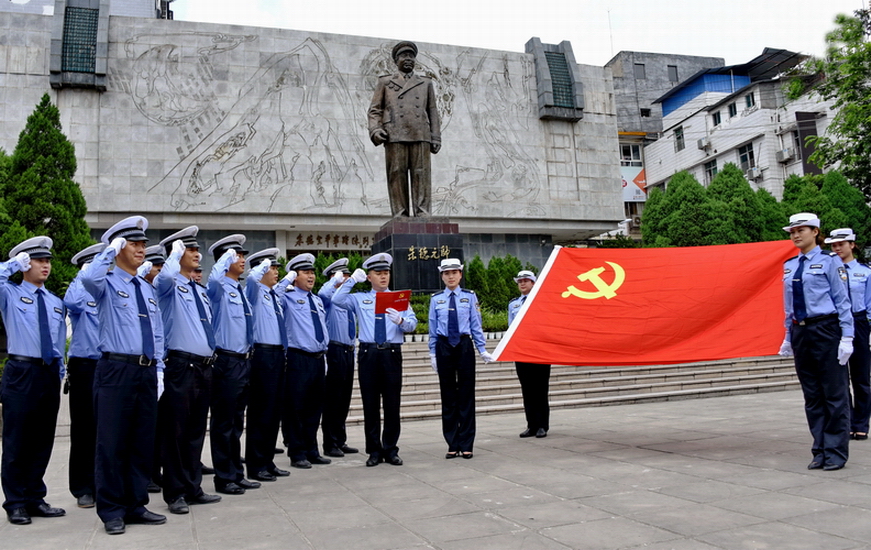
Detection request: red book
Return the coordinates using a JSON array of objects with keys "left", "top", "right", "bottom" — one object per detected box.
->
[{"left": 375, "top": 290, "right": 411, "bottom": 314}]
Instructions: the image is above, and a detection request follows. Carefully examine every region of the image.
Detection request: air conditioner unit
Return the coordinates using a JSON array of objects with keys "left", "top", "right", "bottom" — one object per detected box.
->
[
  {"left": 775, "top": 148, "right": 795, "bottom": 163},
  {"left": 697, "top": 137, "right": 711, "bottom": 150},
  {"left": 631, "top": 215, "right": 642, "bottom": 228},
  {"left": 745, "top": 167, "right": 762, "bottom": 181}
]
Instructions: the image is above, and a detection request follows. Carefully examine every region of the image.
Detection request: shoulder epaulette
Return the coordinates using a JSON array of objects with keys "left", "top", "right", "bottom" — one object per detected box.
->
[
  {"left": 460, "top": 288, "right": 475, "bottom": 295},
  {"left": 825, "top": 251, "right": 839, "bottom": 257},
  {"left": 784, "top": 255, "right": 798, "bottom": 263}
]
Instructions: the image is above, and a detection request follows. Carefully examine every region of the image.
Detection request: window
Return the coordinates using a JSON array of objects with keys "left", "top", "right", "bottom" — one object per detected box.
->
[
  {"left": 704, "top": 160, "right": 718, "bottom": 184},
  {"left": 667, "top": 65, "right": 679, "bottom": 82},
  {"left": 640, "top": 108, "right": 651, "bottom": 117},
  {"left": 792, "top": 130, "right": 803, "bottom": 159},
  {"left": 712, "top": 111, "right": 721, "bottom": 126},
  {"left": 674, "top": 126, "right": 685, "bottom": 152},
  {"left": 544, "top": 51, "right": 575, "bottom": 109},
  {"left": 620, "top": 144, "right": 642, "bottom": 167},
  {"left": 634, "top": 63, "right": 646, "bottom": 79},
  {"left": 745, "top": 92, "right": 755, "bottom": 108},
  {"left": 738, "top": 143, "right": 755, "bottom": 170},
  {"left": 728, "top": 103, "right": 738, "bottom": 118}
]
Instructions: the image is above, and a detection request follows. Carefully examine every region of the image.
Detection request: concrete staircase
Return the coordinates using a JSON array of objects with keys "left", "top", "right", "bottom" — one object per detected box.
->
[{"left": 345, "top": 341, "right": 800, "bottom": 424}]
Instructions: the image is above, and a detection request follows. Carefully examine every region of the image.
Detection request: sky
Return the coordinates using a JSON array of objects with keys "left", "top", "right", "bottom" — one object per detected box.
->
[{"left": 172, "top": 0, "right": 867, "bottom": 66}]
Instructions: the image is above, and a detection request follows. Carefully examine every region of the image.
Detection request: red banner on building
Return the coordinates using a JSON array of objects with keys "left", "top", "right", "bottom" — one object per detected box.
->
[{"left": 493, "top": 241, "right": 797, "bottom": 366}]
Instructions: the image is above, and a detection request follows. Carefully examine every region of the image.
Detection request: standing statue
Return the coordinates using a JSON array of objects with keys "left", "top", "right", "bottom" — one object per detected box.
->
[{"left": 368, "top": 41, "right": 441, "bottom": 217}]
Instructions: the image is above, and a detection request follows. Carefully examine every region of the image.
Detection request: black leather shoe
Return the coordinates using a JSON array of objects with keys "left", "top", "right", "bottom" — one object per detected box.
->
[
  {"left": 104, "top": 518, "right": 125, "bottom": 535},
  {"left": 7, "top": 508, "right": 31, "bottom": 525},
  {"left": 340, "top": 444, "right": 359, "bottom": 454},
  {"left": 76, "top": 494, "right": 95, "bottom": 508},
  {"left": 126, "top": 510, "right": 166, "bottom": 525},
  {"left": 855, "top": 433, "right": 869, "bottom": 441},
  {"left": 385, "top": 454, "right": 403, "bottom": 466},
  {"left": 168, "top": 497, "right": 189, "bottom": 514},
  {"left": 535, "top": 428, "right": 548, "bottom": 438},
  {"left": 252, "top": 470, "right": 277, "bottom": 482},
  {"left": 308, "top": 455, "right": 332, "bottom": 465},
  {"left": 824, "top": 463, "right": 845, "bottom": 471},
  {"left": 216, "top": 482, "right": 246, "bottom": 495},
  {"left": 28, "top": 503, "right": 65, "bottom": 518},
  {"left": 268, "top": 467, "right": 290, "bottom": 477},
  {"left": 291, "top": 459, "right": 312, "bottom": 469},
  {"left": 366, "top": 454, "right": 381, "bottom": 467},
  {"left": 807, "top": 460, "right": 824, "bottom": 470},
  {"left": 237, "top": 478, "right": 261, "bottom": 490},
  {"left": 201, "top": 465, "right": 215, "bottom": 475},
  {"left": 519, "top": 429, "right": 535, "bottom": 438},
  {"left": 188, "top": 493, "right": 221, "bottom": 505},
  {"left": 146, "top": 481, "right": 162, "bottom": 493},
  {"left": 324, "top": 447, "right": 344, "bottom": 458}
]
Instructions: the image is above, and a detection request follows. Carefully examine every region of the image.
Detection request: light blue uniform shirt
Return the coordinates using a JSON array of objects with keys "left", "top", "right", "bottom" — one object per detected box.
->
[
  {"left": 331, "top": 279, "right": 416, "bottom": 344},
  {"left": 282, "top": 284, "right": 329, "bottom": 353},
  {"left": 318, "top": 279, "right": 359, "bottom": 346},
  {"left": 155, "top": 253, "right": 214, "bottom": 357},
  {"left": 0, "top": 258, "right": 66, "bottom": 377},
  {"left": 843, "top": 259, "right": 871, "bottom": 316},
  {"left": 783, "top": 246, "right": 853, "bottom": 338},
  {"left": 244, "top": 263, "right": 284, "bottom": 346},
  {"left": 507, "top": 294, "right": 528, "bottom": 327},
  {"left": 80, "top": 248, "right": 165, "bottom": 372},
  {"left": 428, "top": 287, "right": 486, "bottom": 355},
  {"left": 207, "top": 255, "right": 253, "bottom": 354},
  {"left": 64, "top": 273, "right": 101, "bottom": 360}
]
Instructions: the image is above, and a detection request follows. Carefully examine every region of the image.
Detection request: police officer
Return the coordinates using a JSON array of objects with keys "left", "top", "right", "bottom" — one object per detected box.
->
[
  {"left": 779, "top": 213, "right": 854, "bottom": 471},
  {"left": 825, "top": 228, "right": 871, "bottom": 441},
  {"left": 155, "top": 226, "right": 222, "bottom": 514},
  {"left": 281, "top": 253, "right": 332, "bottom": 469},
  {"left": 64, "top": 243, "right": 106, "bottom": 509},
  {"left": 332, "top": 253, "right": 417, "bottom": 467},
  {"left": 206, "top": 234, "right": 260, "bottom": 495},
  {"left": 318, "top": 258, "right": 360, "bottom": 458},
  {"left": 429, "top": 258, "right": 493, "bottom": 459},
  {"left": 244, "top": 248, "right": 290, "bottom": 481},
  {"left": 81, "top": 216, "right": 167, "bottom": 534},
  {"left": 0, "top": 237, "right": 66, "bottom": 525},
  {"left": 508, "top": 270, "right": 551, "bottom": 439}
]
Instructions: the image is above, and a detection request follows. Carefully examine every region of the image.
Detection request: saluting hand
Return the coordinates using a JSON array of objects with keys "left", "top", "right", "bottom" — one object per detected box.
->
[
  {"left": 13, "top": 251, "right": 30, "bottom": 272},
  {"left": 351, "top": 268, "right": 367, "bottom": 284},
  {"left": 170, "top": 239, "right": 186, "bottom": 260},
  {"left": 108, "top": 237, "right": 127, "bottom": 255}
]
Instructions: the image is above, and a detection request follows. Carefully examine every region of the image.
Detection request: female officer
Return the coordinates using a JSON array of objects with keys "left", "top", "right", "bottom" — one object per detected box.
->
[
  {"left": 779, "top": 213, "right": 854, "bottom": 471},
  {"left": 825, "top": 228, "right": 871, "bottom": 441}
]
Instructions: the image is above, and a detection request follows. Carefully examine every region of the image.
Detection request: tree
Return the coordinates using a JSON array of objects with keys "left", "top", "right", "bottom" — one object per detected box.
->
[
  {"left": 643, "top": 171, "right": 711, "bottom": 247},
  {"left": 787, "top": 10, "right": 871, "bottom": 200},
  {"left": 705, "top": 163, "right": 764, "bottom": 244},
  {"left": 4, "top": 94, "right": 92, "bottom": 293}
]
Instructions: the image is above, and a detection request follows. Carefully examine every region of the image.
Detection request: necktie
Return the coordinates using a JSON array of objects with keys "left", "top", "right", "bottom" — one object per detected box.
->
[
  {"left": 348, "top": 311, "right": 356, "bottom": 341},
  {"left": 132, "top": 277, "right": 155, "bottom": 359},
  {"left": 270, "top": 289, "right": 288, "bottom": 348},
  {"left": 308, "top": 292, "right": 325, "bottom": 343},
  {"left": 845, "top": 264, "right": 854, "bottom": 310},
  {"left": 36, "top": 288, "right": 53, "bottom": 364},
  {"left": 375, "top": 313, "right": 386, "bottom": 345},
  {"left": 190, "top": 280, "right": 216, "bottom": 349},
  {"left": 448, "top": 291, "right": 460, "bottom": 346},
  {"left": 521, "top": 295, "right": 527, "bottom": 305},
  {"left": 238, "top": 284, "right": 254, "bottom": 345},
  {"left": 793, "top": 256, "right": 807, "bottom": 322}
]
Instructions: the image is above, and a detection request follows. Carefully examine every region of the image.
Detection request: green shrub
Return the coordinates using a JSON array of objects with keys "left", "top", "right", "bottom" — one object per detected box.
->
[{"left": 481, "top": 308, "right": 508, "bottom": 332}]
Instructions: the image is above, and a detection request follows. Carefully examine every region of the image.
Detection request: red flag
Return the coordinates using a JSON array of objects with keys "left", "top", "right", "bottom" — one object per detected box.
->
[{"left": 494, "top": 241, "right": 797, "bottom": 366}]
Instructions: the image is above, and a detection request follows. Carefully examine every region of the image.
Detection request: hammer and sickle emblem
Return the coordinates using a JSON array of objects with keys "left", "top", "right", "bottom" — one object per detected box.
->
[{"left": 561, "top": 262, "right": 626, "bottom": 300}]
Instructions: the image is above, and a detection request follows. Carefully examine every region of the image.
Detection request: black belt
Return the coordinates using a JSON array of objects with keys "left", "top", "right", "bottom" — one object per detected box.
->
[
  {"left": 437, "top": 334, "right": 471, "bottom": 342},
  {"left": 287, "top": 347, "right": 325, "bottom": 359},
  {"left": 359, "top": 342, "right": 401, "bottom": 350},
  {"left": 167, "top": 349, "right": 215, "bottom": 366},
  {"left": 253, "top": 343, "right": 285, "bottom": 351},
  {"left": 329, "top": 341, "right": 355, "bottom": 352},
  {"left": 215, "top": 348, "right": 252, "bottom": 360},
  {"left": 854, "top": 310, "right": 868, "bottom": 318},
  {"left": 7, "top": 354, "right": 54, "bottom": 366},
  {"left": 102, "top": 352, "right": 156, "bottom": 367},
  {"left": 69, "top": 356, "right": 99, "bottom": 366},
  {"left": 793, "top": 313, "right": 839, "bottom": 326}
]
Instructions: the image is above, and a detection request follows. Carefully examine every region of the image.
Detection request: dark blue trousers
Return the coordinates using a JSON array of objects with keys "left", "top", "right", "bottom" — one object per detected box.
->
[
  {"left": 321, "top": 342, "right": 356, "bottom": 453},
  {"left": 282, "top": 349, "right": 325, "bottom": 462},
  {"left": 245, "top": 345, "right": 285, "bottom": 477},
  {"left": 357, "top": 343, "right": 403, "bottom": 457},
  {"left": 849, "top": 315, "right": 871, "bottom": 434},
  {"left": 436, "top": 336, "right": 476, "bottom": 453},
  {"left": 515, "top": 362, "right": 551, "bottom": 432},
  {"left": 67, "top": 356, "right": 97, "bottom": 499},
  {"left": 210, "top": 352, "right": 250, "bottom": 489}
]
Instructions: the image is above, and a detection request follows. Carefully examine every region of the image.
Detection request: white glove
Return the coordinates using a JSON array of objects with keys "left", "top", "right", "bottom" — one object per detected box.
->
[
  {"left": 386, "top": 307, "right": 402, "bottom": 325},
  {"left": 430, "top": 354, "right": 438, "bottom": 373},
  {"left": 283, "top": 270, "right": 297, "bottom": 285},
  {"left": 137, "top": 261, "right": 153, "bottom": 278},
  {"left": 13, "top": 251, "right": 30, "bottom": 272},
  {"left": 195, "top": 252, "right": 203, "bottom": 263},
  {"left": 217, "top": 248, "right": 238, "bottom": 271},
  {"left": 778, "top": 339, "right": 793, "bottom": 357},
  {"left": 157, "top": 370, "right": 165, "bottom": 400},
  {"left": 481, "top": 351, "right": 495, "bottom": 363},
  {"left": 838, "top": 337, "right": 853, "bottom": 366},
  {"left": 108, "top": 237, "right": 127, "bottom": 255},
  {"left": 332, "top": 270, "right": 345, "bottom": 286},
  {"left": 351, "top": 268, "right": 367, "bottom": 283},
  {"left": 250, "top": 258, "right": 271, "bottom": 279},
  {"left": 170, "top": 239, "right": 186, "bottom": 260}
]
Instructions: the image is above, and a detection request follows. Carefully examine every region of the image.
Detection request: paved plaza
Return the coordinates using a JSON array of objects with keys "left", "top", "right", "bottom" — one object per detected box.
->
[{"left": 2, "top": 390, "right": 871, "bottom": 550}]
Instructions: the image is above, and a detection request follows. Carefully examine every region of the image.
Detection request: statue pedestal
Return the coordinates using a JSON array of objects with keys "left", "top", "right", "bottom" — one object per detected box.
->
[{"left": 371, "top": 217, "right": 463, "bottom": 293}]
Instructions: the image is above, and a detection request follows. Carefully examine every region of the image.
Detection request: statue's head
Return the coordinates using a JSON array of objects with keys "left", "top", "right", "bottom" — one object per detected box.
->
[{"left": 392, "top": 41, "right": 418, "bottom": 73}]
